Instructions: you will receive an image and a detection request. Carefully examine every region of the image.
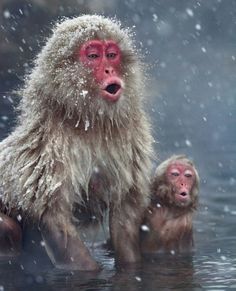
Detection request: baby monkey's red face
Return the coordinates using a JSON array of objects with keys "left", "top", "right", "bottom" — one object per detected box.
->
[
  {"left": 75, "top": 40, "right": 123, "bottom": 102},
  {"left": 166, "top": 161, "right": 196, "bottom": 207}
]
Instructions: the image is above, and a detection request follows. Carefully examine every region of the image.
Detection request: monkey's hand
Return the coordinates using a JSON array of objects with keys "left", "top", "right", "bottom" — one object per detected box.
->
[
  {"left": 39, "top": 210, "right": 100, "bottom": 271},
  {"left": 109, "top": 195, "right": 143, "bottom": 265}
]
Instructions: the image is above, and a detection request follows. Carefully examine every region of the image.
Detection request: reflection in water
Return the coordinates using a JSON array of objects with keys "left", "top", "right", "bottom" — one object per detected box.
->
[
  {"left": 0, "top": 239, "right": 235, "bottom": 290},
  {"left": 112, "top": 255, "right": 198, "bottom": 291}
]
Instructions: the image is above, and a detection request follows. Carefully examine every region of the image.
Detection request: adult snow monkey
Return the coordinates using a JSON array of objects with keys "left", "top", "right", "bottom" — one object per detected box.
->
[{"left": 0, "top": 15, "right": 153, "bottom": 270}]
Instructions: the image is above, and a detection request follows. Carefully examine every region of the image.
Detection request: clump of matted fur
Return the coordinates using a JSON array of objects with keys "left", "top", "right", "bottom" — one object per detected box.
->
[{"left": 0, "top": 15, "right": 153, "bottom": 224}]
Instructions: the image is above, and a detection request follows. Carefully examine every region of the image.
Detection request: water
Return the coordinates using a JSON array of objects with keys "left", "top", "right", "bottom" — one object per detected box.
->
[
  {"left": 0, "top": 150, "right": 235, "bottom": 290},
  {"left": 0, "top": 230, "right": 235, "bottom": 290}
]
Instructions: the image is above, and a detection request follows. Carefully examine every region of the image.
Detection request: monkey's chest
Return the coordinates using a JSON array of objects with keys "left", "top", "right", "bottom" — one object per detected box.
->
[
  {"left": 69, "top": 142, "right": 133, "bottom": 199},
  {"left": 89, "top": 167, "right": 110, "bottom": 196},
  {"left": 73, "top": 167, "right": 118, "bottom": 225}
]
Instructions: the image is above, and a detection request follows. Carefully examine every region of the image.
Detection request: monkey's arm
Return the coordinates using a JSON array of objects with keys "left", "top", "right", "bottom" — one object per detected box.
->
[
  {"left": 109, "top": 119, "right": 153, "bottom": 263},
  {"left": 140, "top": 207, "right": 163, "bottom": 254},
  {"left": 0, "top": 212, "right": 22, "bottom": 256},
  {"left": 109, "top": 192, "right": 144, "bottom": 265},
  {"left": 179, "top": 226, "right": 194, "bottom": 251},
  {"left": 39, "top": 208, "right": 99, "bottom": 271},
  {"left": 141, "top": 208, "right": 194, "bottom": 253}
]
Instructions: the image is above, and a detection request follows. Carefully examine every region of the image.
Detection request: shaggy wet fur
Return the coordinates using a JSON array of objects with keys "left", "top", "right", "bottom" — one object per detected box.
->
[
  {"left": 0, "top": 15, "right": 153, "bottom": 220},
  {"left": 0, "top": 16, "right": 153, "bottom": 268}
]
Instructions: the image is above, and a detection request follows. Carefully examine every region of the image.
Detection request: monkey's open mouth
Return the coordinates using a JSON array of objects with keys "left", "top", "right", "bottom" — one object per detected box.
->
[
  {"left": 101, "top": 78, "right": 123, "bottom": 102},
  {"left": 176, "top": 192, "right": 189, "bottom": 204},
  {"left": 105, "top": 83, "right": 121, "bottom": 95}
]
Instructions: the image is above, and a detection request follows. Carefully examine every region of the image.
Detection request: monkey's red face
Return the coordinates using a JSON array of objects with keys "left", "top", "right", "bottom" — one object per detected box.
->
[
  {"left": 76, "top": 40, "right": 123, "bottom": 102},
  {"left": 166, "top": 162, "right": 196, "bottom": 207}
]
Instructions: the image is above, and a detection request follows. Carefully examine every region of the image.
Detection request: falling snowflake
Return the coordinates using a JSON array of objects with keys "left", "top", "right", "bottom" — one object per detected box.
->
[
  {"left": 40, "top": 241, "right": 45, "bottom": 247},
  {"left": 195, "top": 23, "right": 201, "bottom": 30},
  {"left": 153, "top": 14, "right": 158, "bottom": 22},
  {"left": 221, "top": 255, "right": 227, "bottom": 261},
  {"left": 85, "top": 119, "right": 90, "bottom": 131},
  {"left": 3, "top": 10, "right": 10, "bottom": 19},
  {"left": 80, "top": 90, "right": 88, "bottom": 98},
  {"left": 186, "top": 8, "right": 194, "bottom": 17},
  {"left": 141, "top": 224, "right": 150, "bottom": 232},
  {"left": 185, "top": 140, "right": 192, "bottom": 147}
]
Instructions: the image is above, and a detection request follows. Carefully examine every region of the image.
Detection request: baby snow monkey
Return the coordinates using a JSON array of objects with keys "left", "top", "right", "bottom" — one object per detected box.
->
[{"left": 141, "top": 155, "right": 199, "bottom": 254}]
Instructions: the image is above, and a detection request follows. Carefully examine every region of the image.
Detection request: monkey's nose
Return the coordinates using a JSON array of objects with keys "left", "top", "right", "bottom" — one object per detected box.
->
[{"left": 105, "top": 67, "right": 115, "bottom": 75}]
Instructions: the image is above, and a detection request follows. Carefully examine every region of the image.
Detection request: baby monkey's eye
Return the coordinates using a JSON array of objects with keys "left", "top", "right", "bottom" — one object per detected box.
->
[
  {"left": 184, "top": 172, "right": 193, "bottom": 178},
  {"left": 171, "top": 171, "right": 180, "bottom": 177},
  {"left": 184, "top": 170, "right": 193, "bottom": 178}
]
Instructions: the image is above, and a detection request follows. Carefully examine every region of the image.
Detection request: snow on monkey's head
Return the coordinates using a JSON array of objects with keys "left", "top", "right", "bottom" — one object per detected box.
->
[{"left": 21, "top": 15, "right": 145, "bottom": 125}]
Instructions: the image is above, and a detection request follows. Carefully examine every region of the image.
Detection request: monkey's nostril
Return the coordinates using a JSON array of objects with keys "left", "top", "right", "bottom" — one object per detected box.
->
[{"left": 105, "top": 83, "right": 121, "bottom": 94}]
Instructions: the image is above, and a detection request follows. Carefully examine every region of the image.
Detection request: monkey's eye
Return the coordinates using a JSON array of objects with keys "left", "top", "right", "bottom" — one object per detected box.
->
[
  {"left": 184, "top": 170, "right": 193, "bottom": 178},
  {"left": 185, "top": 174, "right": 192, "bottom": 178},
  {"left": 107, "top": 52, "right": 117, "bottom": 59},
  {"left": 87, "top": 54, "right": 100, "bottom": 59},
  {"left": 171, "top": 171, "right": 180, "bottom": 177}
]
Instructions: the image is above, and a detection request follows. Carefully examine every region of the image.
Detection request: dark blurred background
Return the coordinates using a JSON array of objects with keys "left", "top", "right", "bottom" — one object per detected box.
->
[
  {"left": 1, "top": 0, "right": 236, "bottom": 181},
  {"left": 1, "top": 1, "right": 236, "bottom": 289}
]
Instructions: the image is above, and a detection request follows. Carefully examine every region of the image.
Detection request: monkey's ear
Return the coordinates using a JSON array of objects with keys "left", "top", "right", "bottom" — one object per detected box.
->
[
  {"left": 151, "top": 183, "right": 170, "bottom": 203},
  {"left": 191, "top": 192, "right": 199, "bottom": 210},
  {"left": 157, "top": 184, "right": 170, "bottom": 198}
]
